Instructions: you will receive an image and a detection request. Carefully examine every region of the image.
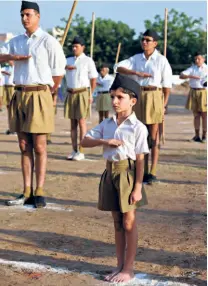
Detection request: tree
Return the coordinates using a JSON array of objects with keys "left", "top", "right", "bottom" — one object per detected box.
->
[{"left": 143, "top": 9, "right": 207, "bottom": 72}]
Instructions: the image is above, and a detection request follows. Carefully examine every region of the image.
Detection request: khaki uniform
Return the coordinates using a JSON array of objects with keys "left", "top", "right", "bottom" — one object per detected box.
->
[
  {"left": 186, "top": 88, "right": 207, "bottom": 115},
  {"left": 9, "top": 86, "right": 54, "bottom": 133},
  {"left": 98, "top": 159, "right": 148, "bottom": 213},
  {"left": 3, "top": 85, "right": 14, "bottom": 106},
  {"left": 64, "top": 88, "right": 90, "bottom": 120},
  {"left": 96, "top": 92, "right": 112, "bottom": 112}
]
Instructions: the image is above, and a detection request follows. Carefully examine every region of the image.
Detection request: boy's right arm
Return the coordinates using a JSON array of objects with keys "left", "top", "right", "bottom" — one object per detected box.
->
[{"left": 81, "top": 137, "right": 123, "bottom": 148}]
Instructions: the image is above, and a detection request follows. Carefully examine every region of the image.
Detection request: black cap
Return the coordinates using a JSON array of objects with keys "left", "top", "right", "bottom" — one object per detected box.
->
[
  {"left": 110, "top": 73, "right": 140, "bottom": 99},
  {"left": 203, "top": 81, "right": 207, "bottom": 87},
  {"left": 72, "top": 36, "right": 85, "bottom": 46},
  {"left": 143, "top": 29, "right": 159, "bottom": 41},
  {"left": 21, "top": 1, "right": 40, "bottom": 13}
]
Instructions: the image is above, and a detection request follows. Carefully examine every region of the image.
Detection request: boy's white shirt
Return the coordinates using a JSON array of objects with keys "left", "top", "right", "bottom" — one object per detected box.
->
[
  {"left": 182, "top": 63, "right": 207, "bottom": 88},
  {"left": 86, "top": 112, "right": 149, "bottom": 162}
]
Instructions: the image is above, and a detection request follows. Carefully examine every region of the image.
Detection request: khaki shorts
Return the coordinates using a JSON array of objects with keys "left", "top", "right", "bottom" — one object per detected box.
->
[
  {"left": 9, "top": 87, "right": 54, "bottom": 133},
  {"left": 98, "top": 159, "right": 148, "bottom": 213},
  {"left": 0, "top": 86, "right": 3, "bottom": 97},
  {"left": 64, "top": 89, "right": 90, "bottom": 120},
  {"left": 134, "top": 89, "right": 163, "bottom": 124},
  {"left": 96, "top": 92, "right": 112, "bottom": 112},
  {"left": 186, "top": 88, "right": 207, "bottom": 115},
  {"left": 3, "top": 85, "right": 14, "bottom": 106}
]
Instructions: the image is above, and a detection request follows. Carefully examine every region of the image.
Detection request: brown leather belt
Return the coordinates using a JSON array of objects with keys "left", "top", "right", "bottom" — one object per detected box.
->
[
  {"left": 15, "top": 85, "right": 48, "bottom": 92},
  {"left": 5, "top": 85, "right": 14, "bottom": 88},
  {"left": 140, "top": 86, "right": 161, "bottom": 91},
  {"left": 67, "top": 87, "right": 89, "bottom": 94},
  {"left": 97, "top": 91, "right": 109, "bottom": 94},
  {"left": 191, "top": 88, "right": 206, "bottom": 90}
]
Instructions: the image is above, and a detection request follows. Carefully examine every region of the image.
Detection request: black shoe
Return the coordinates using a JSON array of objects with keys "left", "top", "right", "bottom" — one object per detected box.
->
[
  {"left": 5, "top": 194, "right": 33, "bottom": 206},
  {"left": 189, "top": 136, "right": 202, "bottom": 143},
  {"left": 147, "top": 174, "right": 159, "bottom": 185},
  {"left": 143, "top": 174, "right": 150, "bottom": 184},
  {"left": 5, "top": 130, "right": 11, "bottom": 135},
  {"left": 47, "top": 140, "right": 52, "bottom": 145},
  {"left": 34, "top": 196, "right": 46, "bottom": 208}
]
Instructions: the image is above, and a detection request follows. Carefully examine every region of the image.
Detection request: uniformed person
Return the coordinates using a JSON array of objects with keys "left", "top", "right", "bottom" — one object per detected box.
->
[
  {"left": 64, "top": 36, "right": 98, "bottom": 161},
  {"left": 180, "top": 52, "right": 207, "bottom": 143},
  {"left": 96, "top": 64, "right": 114, "bottom": 123},
  {"left": 2, "top": 61, "right": 15, "bottom": 134},
  {"left": 0, "top": 64, "right": 4, "bottom": 111},
  {"left": 114, "top": 29, "right": 172, "bottom": 184},
  {"left": 81, "top": 74, "right": 149, "bottom": 284},
  {"left": 0, "top": 1, "right": 66, "bottom": 208}
]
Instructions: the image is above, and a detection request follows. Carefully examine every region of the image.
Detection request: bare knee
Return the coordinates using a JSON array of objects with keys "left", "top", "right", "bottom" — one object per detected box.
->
[
  {"left": 112, "top": 212, "right": 123, "bottom": 231},
  {"left": 19, "top": 140, "right": 32, "bottom": 154},
  {"left": 123, "top": 218, "right": 135, "bottom": 232},
  {"left": 34, "top": 143, "right": 46, "bottom": 155}
]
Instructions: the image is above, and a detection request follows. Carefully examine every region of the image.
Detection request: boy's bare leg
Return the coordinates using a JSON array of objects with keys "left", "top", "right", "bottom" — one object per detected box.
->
[
  {"left": 78, "top": 118, "right": 87, "bottom": 150},
  {"left": 104, "top": 211, "right": 125, "bottom": 281},
  {"left": 194, "top": 113, "right": 200, "bottom": 137},
  {"left": 99, "top": 111, "right": 104, "bottom": 123},
  {"left": 110, "top": 209, "right": 137, "bottom": 283},
  {"left": 201, "top": 112, "right": 207, "bottom": 138},
  {"left": 149, "top": 124, "right": 159, "bottom": 176},
  {"left": 104, "top": 111, "right": 109, "bottom": 119}
]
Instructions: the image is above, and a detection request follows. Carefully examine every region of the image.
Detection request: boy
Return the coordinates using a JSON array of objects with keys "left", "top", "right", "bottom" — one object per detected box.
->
[
  {"left": 180, "top": 52, "right": 207, "bottom": 143},
  {"left": 81, "top": 73, "right": 149, "bottom": 283}
]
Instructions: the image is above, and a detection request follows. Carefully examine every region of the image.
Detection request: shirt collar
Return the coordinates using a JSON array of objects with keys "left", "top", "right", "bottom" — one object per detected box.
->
[
  {"left": 75, "top": 53, "right": 85, "bottom": 60},
  {"left": 142, "top": 49, "right": 158, "bottom": 61},
  {"left": 24, "top": 27, "right": 43, "bottom": 38},
  {"left": 112, "top": 112, "right": 137, "bottom": 125}
]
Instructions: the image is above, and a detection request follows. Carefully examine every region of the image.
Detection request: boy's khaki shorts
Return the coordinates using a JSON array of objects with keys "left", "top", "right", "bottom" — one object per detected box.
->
[
  {"left": 3, "top": 85, "right": 14, "bottom": 106},
  {"left": 134, "top": 89, "right": 163, "bottom": 124},
  {"left": 186, "top": 88, "right": 207, "bottom": 115},
  {"left": 64, "top": 88, "right": 90, "bottom": 120},
  {"left": 9, "top": 87, "right": 54, "bottom": 133},
  {"left": 0, "top": 86, "right": 3, "bottom": 98},
  {"left": 96, "top": 92, "right": 112, "bottom": 112},
  {"left": 98, "top": 159, "right": 148, "bottom": 213}
]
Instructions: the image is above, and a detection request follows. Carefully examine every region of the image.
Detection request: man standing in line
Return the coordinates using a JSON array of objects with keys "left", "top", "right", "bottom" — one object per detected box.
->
[
  {"left": 0, "top": 1, "right": 66, "bottom": 208},
  {"left": 64, "top": 36, "right": 98, "bottom": 161},
  {"left": 96, "top": 64, "right": 114, "bottom": 123},
  {"left": 114, "top": 30, "right": 172, "bottom": 184},
  {"left": 180, "top": 52, "right": 207, "bottom": 143}
]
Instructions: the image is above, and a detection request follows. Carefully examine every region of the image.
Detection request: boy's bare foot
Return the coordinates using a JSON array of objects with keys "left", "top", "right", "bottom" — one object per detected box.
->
[
  {"left": 110, "top": 270, "right": 134, "bottom": 283},
  {"left": 104, "top": 267, "right": 122, "bottom": 281}
]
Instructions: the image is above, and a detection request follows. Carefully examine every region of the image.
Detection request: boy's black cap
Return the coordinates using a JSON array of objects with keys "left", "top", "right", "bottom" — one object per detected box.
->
[
  {"left": 110, "top": 73, "right": 139, "bottom": 99},
  {"left": 143, "top": 29, "right": 159, "bottom": 41},
  {"left": 20, "top": 1, "right": 40, "bottom": 13},
  {"left": 72, "top": 36, "right": 85, "bottom": 46}
]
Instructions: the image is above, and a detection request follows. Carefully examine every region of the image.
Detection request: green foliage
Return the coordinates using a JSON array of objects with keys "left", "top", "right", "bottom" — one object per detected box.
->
[{"left": 53, "top": 10, "right": 207, "bottom": 73}]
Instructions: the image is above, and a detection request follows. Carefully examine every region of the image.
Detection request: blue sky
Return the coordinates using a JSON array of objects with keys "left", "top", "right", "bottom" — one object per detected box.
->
[{"left": 0, "top": 1, "right": 207, "bottom": 36}]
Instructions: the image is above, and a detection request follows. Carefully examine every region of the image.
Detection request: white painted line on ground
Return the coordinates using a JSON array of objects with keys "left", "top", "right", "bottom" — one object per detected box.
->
[
  {"left": 0, "top": 259, "right": 195, "bottom": 285},
  {"left": 0, "top": 203, "right": 73, "bottom": 212},
  {"left": 177, "top": 122, "right": 190, "bottom": 125},
  {"left": 60, "top": 131, "right": 71, "bottom": 134},
  {"left": 0, "top": 171, "right": 9, "bottom": 175},
  {"left": 84, "top": 159, "right": 98, "bottom": 162}
]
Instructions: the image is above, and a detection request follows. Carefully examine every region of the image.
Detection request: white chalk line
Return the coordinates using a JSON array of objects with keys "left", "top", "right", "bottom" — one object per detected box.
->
[
  {"left": 0, "top": 258, "right": 195, "bottom": 286},
  {"left": 0, "top": 203, "right": 73, "bottom": 212}
]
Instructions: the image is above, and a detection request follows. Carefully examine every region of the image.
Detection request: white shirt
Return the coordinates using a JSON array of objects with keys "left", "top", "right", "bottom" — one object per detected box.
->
[
  {"left": 182, "top": 63, "right": 207, "bottom": 88},
  {"left": 0, "top": 65, "right": 2, "bottom": 86},
  {"left": 97, "top": 73, "right": 114, "bottom": 92},
  {"left": 65, "top": 53, "right": 98, "bottom": 88},
  {"left": 114, "top": 49, "right": 172, "bottom": 88},
  {"left": 0, "top": 27, "right": 66, "bottom": 86},
  {"left": 86, "top": 112, "right": 149, "bottom": 162},
  {"left": 2, "top": 65, "right": 14, "bottom": 86}
]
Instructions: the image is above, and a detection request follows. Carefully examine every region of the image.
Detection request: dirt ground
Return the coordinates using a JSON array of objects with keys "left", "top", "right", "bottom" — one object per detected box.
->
[{"left": 0, "top": 89, "right": 206, "bottom": 286}]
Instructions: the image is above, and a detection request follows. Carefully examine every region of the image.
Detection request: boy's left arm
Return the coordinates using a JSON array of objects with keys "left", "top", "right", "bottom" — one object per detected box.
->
[{"left": 129, "top": 154, "right": 144, "bottom": 205}]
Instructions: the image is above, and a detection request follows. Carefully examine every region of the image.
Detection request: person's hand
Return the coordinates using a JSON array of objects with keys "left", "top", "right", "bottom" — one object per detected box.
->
[
  {"left": 129, "top": 189, "right": 142, "bottom": 205},
  {"left": 53, "top": 97, "right": 57, "bottom": 107},
  {"left": 10, "top": 54, "right": 31, "bottom": 61},
  {"left": 136, "top": 71, "right": 152, "bottom": 78},
  {"left": 190, "top": 75, "right": 200, "bottom": 80},
  {"left": 89, "top": 97, "right": 93, "bottom": 104},
  {"left": 105, "top": 139, "right": 123, "bottom": 148}
]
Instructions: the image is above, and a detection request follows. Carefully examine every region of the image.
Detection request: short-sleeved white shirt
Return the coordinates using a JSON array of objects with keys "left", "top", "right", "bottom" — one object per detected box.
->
[
  {"left": 0, "top": 27, "right": 66, "bottom": 86},
  {"left": 2, "top": 65, "right": 14, "bottom": 86},
  {"left": 65, "top": 53, "right": 98, "bottom": 88},
  {"left": 182, "top": 63, "right": 207, "bottom": 88},
  {"left": 114, "top": 49, "right": 172, "bottom": 88},
  {"left": 86, "top": 112, "right": 149, "bottom": 162},
  {"left": 97, "top": 73, "right": 114, "bottom": 92}
]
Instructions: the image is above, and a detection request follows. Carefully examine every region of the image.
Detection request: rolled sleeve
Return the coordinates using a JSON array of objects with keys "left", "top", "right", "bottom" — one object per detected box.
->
[
  {"left": 181, "top": 67, "right": 193, "bottom": 76},
  {"left": 161, "top": 58, "right": 173, "bottom": 88},
  {"left": 114, "top": 56, "right": 136, "bottom": 73},
  {"left": 88, "top": 58, "right": 98, "bottom": 79},
  {"left": 86, "top": 122, "right": 104, "bottom": 139},
  {"left": 0, "top": 41, "right": 13, "bottom": 55},
  {"left": 47, "top": 38, "right": 66, "bottom": 76},
  {"left": 135, "top": 125, "right": 149, "bottom": 155}
]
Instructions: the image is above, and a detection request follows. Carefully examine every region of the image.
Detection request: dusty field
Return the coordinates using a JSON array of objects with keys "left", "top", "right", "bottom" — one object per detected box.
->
[{"left": 0, "top": 90, "right": 206, "bottom": 286}]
